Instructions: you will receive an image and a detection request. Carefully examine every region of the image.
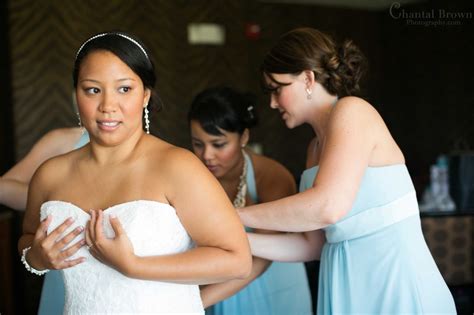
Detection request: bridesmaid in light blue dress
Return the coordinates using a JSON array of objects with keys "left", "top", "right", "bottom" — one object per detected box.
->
[
  {"left": 212, "top": 152, "right": 312, "bottom": 315},
  {"left": 38, "top": 130, "right": 89, "bottom": 315},
  {"left": 239, "top": 27, "right": 456, "bottom": 314},
  {"left": 300, "top": 164, "right": 455, "bottom": 313},
  {"left": 189, "top": 86, "right": 312, "bottom": 315},
  {"left": 0, "top": 126, "right": 89, "bottom": 314}
]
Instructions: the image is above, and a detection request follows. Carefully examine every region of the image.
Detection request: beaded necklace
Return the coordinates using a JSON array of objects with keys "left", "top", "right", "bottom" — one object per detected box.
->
[{"left": 233, "top": 152, "right": 248, "bottom": 208}]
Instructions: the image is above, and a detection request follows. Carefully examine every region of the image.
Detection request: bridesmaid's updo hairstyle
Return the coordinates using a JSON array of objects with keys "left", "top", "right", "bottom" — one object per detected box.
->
[
  {"left": 262, "top": 27, "right": 367, "bottom": 97},
  {"left": 73, "top": 31, "right": 161, "bottom": 111},
  {"left": 188, "top": 86, "right": 258, "bottom": 136}
]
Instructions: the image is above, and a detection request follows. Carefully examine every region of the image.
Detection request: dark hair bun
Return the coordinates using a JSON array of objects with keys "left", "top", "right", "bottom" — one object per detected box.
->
[
  {"left": 188, "top": 86, "right": 258, "bottom": 136},
  {"left": 325, "top": 40, "right": 367, "bottom": 97},
  {"left": 262, "top": 28, "right": 367, "bottom": 97}
]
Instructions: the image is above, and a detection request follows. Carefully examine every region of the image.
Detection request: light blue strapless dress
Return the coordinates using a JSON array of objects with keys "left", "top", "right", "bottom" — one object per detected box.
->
[
  {"left": 38, "top": 131, "right": 89, "bottom": 315},
  {"left": 300, "top": 164, "right": 456, "bottom": 314},
  {"left": 210, "top": 153, "right": 313, "bottom": 315}
]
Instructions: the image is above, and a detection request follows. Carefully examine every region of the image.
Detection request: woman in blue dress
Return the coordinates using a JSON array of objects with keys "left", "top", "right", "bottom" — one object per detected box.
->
[
  {"left": 238, "top": 28, "right": 456, "bottom": 314},
  {"left": 37, "top": 130, "right": 89, "bottom": 315},
  {"left": 0, "top": 126, "right": 88, "bottom": 314},
  {"left": 0, "top": 127, "right": 88, "bottom": 211},
  {"left": 189, "top": 86, "right": 313, "bottom": 315}
]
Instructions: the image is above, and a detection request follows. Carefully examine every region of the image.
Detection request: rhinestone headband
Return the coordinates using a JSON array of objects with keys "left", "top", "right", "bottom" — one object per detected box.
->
[{"left": 75, "top": 33, "right": 149, "bottom": 60}]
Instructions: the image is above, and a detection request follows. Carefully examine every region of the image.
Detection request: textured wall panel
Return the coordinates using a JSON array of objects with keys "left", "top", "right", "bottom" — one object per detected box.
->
[{"left": 8, "top": 0, "right": 251, "bottom": 158}]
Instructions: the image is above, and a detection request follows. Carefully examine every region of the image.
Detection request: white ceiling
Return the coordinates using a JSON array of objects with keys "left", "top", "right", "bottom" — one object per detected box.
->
[{"left": 258, "top": 0, "right": 426, "bottom": 11}]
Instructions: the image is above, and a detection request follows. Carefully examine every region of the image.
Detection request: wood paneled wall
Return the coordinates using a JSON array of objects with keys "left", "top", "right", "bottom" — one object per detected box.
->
[
  {"left": 8, "top": 1, "right": 473, "bottom": 181},
  {"left": 7, "top": 0, "right": 380, "bottom": 179}
]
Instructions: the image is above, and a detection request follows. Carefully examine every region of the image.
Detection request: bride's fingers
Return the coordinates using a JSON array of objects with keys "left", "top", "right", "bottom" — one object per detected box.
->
[
  {"left": 94, "top": 210, "right": 104, "bottom": 242},
  {"left": 53, "top": 225, "right": 84, "bottom": 252},
  {"left": 109, "top": 215, "right": 125, "bottom": 236},
  {"left": 59, "top": 238, "right": 87, "bottom": 261},
  {"left": 88, "top": 210, "right": 96, "bottom": 242},
  {"left": 84, "top": 221, "right": 92, "bottom": 248},
  {"left": 43, "top": 217, "right": 75, "bottom": 246}
]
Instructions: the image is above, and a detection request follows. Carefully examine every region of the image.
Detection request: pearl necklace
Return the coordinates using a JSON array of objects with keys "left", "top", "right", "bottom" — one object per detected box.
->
[{"left": 233, "top": 152, "right": 248, "bottom": 208}]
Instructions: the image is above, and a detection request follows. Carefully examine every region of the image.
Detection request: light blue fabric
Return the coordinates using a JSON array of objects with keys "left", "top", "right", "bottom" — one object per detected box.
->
[
  {"left": 244, "top": 152, "right": 258, "bottom": 203},
  {"left": 210, "top": 153, "right": 313, "bottom": 315},
  {"left": 38, "top": 131, "right": 89, "bottom": 315},
  {"left": 300, "top": 164, "right": 456, "bottom": 314},
  {"left": 74, "top": 130, "right": 90, "bottom": 149}
]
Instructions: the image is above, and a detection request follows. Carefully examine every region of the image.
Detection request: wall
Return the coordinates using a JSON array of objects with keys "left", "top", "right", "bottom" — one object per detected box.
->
[
  {"left": 8, "top": 0, "right": 473, "bottom": 179},
  {"left": 7, "top": 0, "right": 380, "bottom": 180},
  {"left": 373, "top": 0, "right": 474, "bottom": 190},
  {"left": 1, "top": 0, "right": 14, "bottom": 172},
  {"left": 7, "top": 0, "right": 252, "bottom": 153}
]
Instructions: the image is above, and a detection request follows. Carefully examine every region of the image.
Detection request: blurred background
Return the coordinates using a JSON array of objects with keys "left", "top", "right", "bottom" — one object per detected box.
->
[{"left": 0, "top": 0, "right": 472, "bottom": 314}]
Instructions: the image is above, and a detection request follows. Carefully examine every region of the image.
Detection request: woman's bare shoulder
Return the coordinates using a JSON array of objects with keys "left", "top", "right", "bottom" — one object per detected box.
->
[
  {"left": 40, "top": 147, "right": 80, "bottom": 175},
  {"left": 331, "top": 96, "right": 382, "bottom": 124},
  {"left": 146, "top": 138, "right": 196, "bottom": 163},
  {"left": 29, "top": 148, "right": 80, "bottom": 197},
  {"left": 252, "top": 153, "right": 292, "bottom": 178},
  {"left": 145, "top": 137, "right": 208, "bottom": 177},
  {"left": 144, "top": 138, "right": 224, "bottom": 206},
  {"left": 250, "top": 153, "right": 296, "bottom": 199}
]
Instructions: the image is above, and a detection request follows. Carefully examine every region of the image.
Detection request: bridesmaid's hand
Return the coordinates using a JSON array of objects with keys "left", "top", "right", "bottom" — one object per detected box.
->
[
  {"left": 85, "top": 210, "right": 136, "bottom": 275},
  {"left": 28, "top": 215, "right": 86, "bottom": 270}
]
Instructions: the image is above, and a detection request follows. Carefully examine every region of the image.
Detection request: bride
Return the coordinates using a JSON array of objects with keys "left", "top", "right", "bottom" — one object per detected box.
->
[{"left": 18, "top": 32, "right": 251, "bottom": 314}]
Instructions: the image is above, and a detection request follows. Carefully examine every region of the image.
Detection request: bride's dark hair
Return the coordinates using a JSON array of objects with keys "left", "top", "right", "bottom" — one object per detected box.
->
[{"left": 73, "top": 31, "right": 161, "bottom": 112}]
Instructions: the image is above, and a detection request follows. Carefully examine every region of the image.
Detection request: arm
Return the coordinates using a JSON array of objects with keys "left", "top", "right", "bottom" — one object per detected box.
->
[
  {"left": 244, "top": 137, "right": 327, "bottom": 262},
  {"left": 200, "top": 256, "right": 270, "bottom": 308},
  {"left": 87, "top": 148, "right": 252, "bottom": 285},
  {"left": 1, "top": 128, "right": 82, "bottom": 210},
  {"left": 247, "top": 230, "right": 325, "bottom": 262},
  {"left": 200, "top": 154, "right": 298, "bottom": 306},
  {"left": 238, "top": 97, "right": 378, "bottom": 232},
  {"left": 0, "top": 179, "right": 28, "bottom": 211},
  {"left": 18, "top": 160, "right": 86, "bottom": 272}
]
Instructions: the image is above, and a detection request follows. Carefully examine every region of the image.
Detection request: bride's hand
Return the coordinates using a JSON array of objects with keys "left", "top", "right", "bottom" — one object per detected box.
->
[
  {"left": 28, "top": 215, "right": 86, "bottom": 270},
  {"left": 85, "top": 210, "right": 136, "bottom": 275}
]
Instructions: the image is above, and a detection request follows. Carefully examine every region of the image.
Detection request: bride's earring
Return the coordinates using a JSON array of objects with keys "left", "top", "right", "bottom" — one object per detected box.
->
[
  {"left": 76, "top": 112, "right": 85, "bottom": 135},
  {"left": 144, "top": 104, "right": 150, "bottom": 134}
]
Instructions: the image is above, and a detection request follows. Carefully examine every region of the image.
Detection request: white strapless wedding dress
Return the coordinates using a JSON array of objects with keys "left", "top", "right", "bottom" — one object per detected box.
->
[{"left": 40, "top": 200, "right": 204, "bottom": 315}]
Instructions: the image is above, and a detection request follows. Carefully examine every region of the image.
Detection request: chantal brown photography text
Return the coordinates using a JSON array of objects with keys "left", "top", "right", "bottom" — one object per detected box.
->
[{"left": 389, "top": 2, "right": 472, "bottom": 27}]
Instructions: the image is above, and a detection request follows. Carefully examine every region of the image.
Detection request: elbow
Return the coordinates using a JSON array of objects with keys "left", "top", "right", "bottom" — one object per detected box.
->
[
  {"left": 236, "top": 256, "right": 253, "bottom": 280},
  {"left": 231, "top": 251, "right": 252, "bottom": 280},
  {"left": 324, "top": 211, "right": 343, "bottom": 225},
  {"left": 309, "top": 188, "right": 353, "bottom": 227},
  {"left": 319, "top": 202, "right": 350, "bottom": 226}
]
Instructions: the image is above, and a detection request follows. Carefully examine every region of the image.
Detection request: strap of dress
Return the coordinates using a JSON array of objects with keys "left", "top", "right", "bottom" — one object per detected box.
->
[
  {"left": 74, "top": 131, "right": 90, "bottom": 149},
  {"left": 244, "top": 152, "right": 258, "bottom": 203}
]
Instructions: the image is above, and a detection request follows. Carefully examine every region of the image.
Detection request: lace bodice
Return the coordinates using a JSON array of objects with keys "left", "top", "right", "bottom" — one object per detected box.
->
[{"left": 40, "top": 200, "right": 204, "bottom": 314}]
